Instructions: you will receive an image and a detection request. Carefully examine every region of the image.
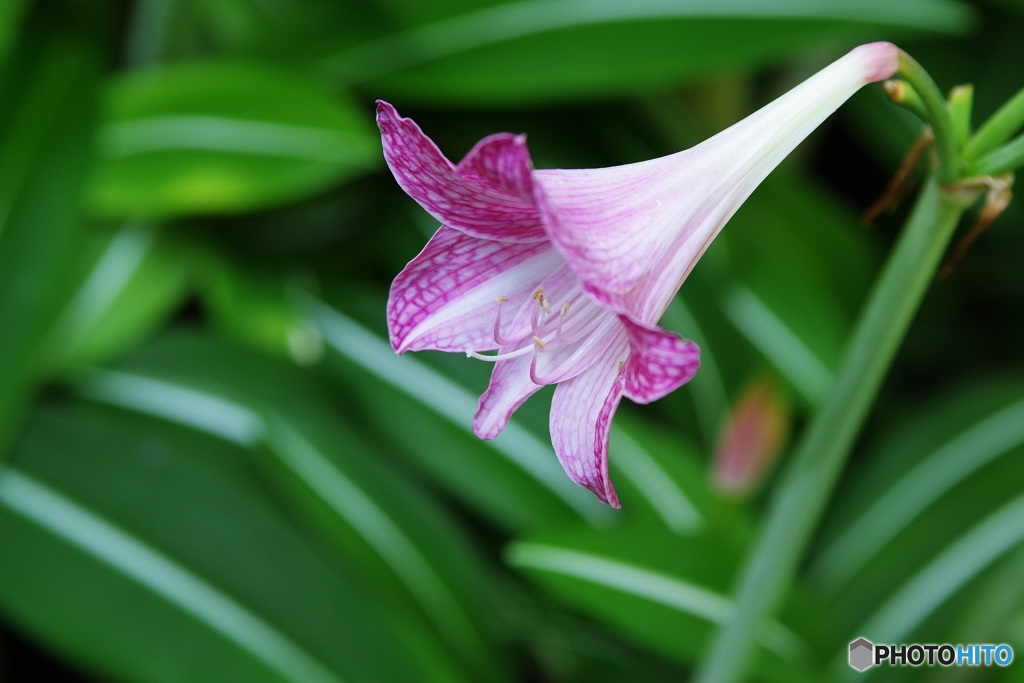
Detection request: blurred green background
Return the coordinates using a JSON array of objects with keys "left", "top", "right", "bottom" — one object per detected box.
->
[{"left": 1, "top": 0, "right": 1022, "bottom": 681}]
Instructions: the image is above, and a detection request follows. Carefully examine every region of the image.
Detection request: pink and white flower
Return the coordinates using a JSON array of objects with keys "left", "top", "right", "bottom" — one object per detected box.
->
[{"left": 379, "top": 42, "right": 899, "bottom": 507}]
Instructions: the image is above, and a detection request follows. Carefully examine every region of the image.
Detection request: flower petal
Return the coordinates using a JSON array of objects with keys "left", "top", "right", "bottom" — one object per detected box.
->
[
  {"left": 621, "top": 317, "right": 700, "bottom": 404},
  {"left": 388, "top": 227, "right": 562, "bottom": 353},
  {"left": 534, "top": 42, "right": 901, "bottom": 324},
  {"left": 473, "top": 354, "right": 542, "bottom": 439},
  {"left": 377, "top": 101, "right": 547, "bottom": 242},
  {"left": 549, "top": 333, "right": 631, "bottom": 507},
  {"left": 535, "top": 157, "right": 717, "bottom": 322}
]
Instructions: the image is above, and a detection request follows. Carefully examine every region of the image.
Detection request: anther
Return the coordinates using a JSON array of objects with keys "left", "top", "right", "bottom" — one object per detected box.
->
[
  {"left": 532, "top": 288, "right": 551, "bottom": 314},
  {"left": 495, "top": 295, "right": 508, "bottom": 303},
  {"left": 533, "top": 336, "right": 545, "bottom": 349}
]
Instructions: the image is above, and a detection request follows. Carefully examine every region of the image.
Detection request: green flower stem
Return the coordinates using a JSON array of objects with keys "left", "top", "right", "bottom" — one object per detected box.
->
[
  {"left": 695, "top": 176, "right": 966, "bottom": 683},
  {"left": 964, "top": 85, "right": 1024, "bottom": 161},
  {"left": 897, "top": 51, "right": 959, "bottom": 183},
  {"left": 967, "top": 132, "right": 1024, "bottom": 176},
  {"left": 949, "top": 84, "right": 974, "bottom": 147},
  {"left": 884, "top": 79, "right": 929, "bottom": 122}
]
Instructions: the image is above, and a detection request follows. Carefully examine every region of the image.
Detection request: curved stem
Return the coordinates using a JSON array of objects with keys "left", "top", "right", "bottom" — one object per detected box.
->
[
  {"left": 897, "top": 51, "right": 960, "bottom": 183},
  {"left": 694, "top": 177, "right": 966, "bottom": 683}
]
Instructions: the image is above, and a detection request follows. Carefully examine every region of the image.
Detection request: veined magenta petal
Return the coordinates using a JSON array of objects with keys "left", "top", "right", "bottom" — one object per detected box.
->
[
  {"left": 459, "top": 133, "right": 535, "bottom": 200},
  {"left": 549, "top": 333, "right": 631, "bottom": 507},
  {"left": 473, "top": 354, "right": 542, "bottom": 439},
  {"left": 621, "top": 317, "right": 700, "bottom": 404},
  {"left": 377, "top": 101, "right": 547, "bottom": 243},
  {"left": 388, "top": 227, "right": 562, "bottom": 353},
  {"left": 535, "top": 156, "right": 712, "bottom": 321},
  {"left": 581, "top": 180, "right": 749, "bottom": 323},
  {"left": 535, "top": 42, "right": 901, "bottom": 324}
]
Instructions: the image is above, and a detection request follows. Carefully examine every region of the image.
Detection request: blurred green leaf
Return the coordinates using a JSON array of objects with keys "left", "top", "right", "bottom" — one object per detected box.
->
[
  {"left": 813, "top": 378, "right": 1024, "bottom": 589},
  {"left": 74, "top": 331, "right": 511, "bottom": 681},
  {"left": 202, "top": 258, "right": 323, "bottom": 365},
  {"left": 507, "top": 524, "right": 816, "bottom": 682},
  {"left": 813, "top": 386, "right": 1024, "bottom": 595},
  {"left": 607, "top": 413, "right": 712, "bottom": 537},
  {"left": 825, "top": 492, "right": 1024, "bottom": 681},
  {"left": 804, "top": 378, "right": 1024, "bottom": 670},
  {"left": 0, "top": 0, "right": 29, "bottom": 63},
  {"left": 37, "top": 223, "right": 190, "bottom": 373},
  {"left": 88, "top": 61, "right": 380, "bottom": 219},
  {"left": 0, "top": 401, "right": 460, "bottom": 683},
  {"left": 321, "top": 0, "right": 973, "bottom": 104},
  {"left": 0, "top": 29, "right": 99, "bottom": 458},
  {"left": 721, "top": 172, "right": 879, "bottom": 405}
]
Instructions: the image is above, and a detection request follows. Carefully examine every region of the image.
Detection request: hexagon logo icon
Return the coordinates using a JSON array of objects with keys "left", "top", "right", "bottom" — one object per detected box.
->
[{"left": 849, "top": 637, "right": 874, "bottom": 671}]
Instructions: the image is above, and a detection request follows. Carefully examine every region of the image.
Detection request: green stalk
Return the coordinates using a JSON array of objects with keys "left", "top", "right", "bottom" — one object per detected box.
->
[
  {"left": 896, "top": 51, "right": 959, "bottom": 183},
  {"left": 964, "top": 86, "right": 1024, "bottom": 161},
  {"left": 966, "top": 132, "right": 1024, "bottom": 176},
  {"left": 694, "top": 177, "right": 966, "bottom": 683}
]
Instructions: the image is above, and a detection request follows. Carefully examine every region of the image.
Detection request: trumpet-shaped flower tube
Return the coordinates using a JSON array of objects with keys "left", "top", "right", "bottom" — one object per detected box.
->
[{"left": 380, "top": 42, "right": 900, "bottom": 507}]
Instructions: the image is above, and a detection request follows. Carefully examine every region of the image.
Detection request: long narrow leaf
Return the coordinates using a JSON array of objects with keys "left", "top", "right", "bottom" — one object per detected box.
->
[
  {"left": 320, "top": 0, "right": 971, "bottom": 103},
  {"left": 0, "top": 469, "right": 345, "bottom": 683}
]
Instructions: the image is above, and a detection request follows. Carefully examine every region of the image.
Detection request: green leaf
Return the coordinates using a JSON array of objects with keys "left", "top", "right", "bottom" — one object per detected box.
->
[
  {"left": 0, "top": 26, "right": 100, "bottom": 459},
  {"left": 507, "top": 524, "right": 817, "bottom": 682},
  {"left": 202, "top": 257, "right": 323, "bottom": 365},
  {"left": 0, "top": 0, "right": 29, "bottom": 62},
  {"left": 37, "top": 223, "right": 190, "bottom": 373},
  {"left": 321, "top": 0, "right": 973, "bottom": 104},
  {"left": 720, "top": 172, "right": 879, "bottom": 406},
  {"left": 73, "top": 331, "right": 510, "bottom": 681},
  {"left": 813, "top": 379, "right": 1024, "bottom": 596},
  {"left": 0, "top": 401, "right": 459, "bottom": 683},
  {"left": 821, "top": 493, "right": 1024, "bottom": 681},
  {"left": 606, "top": 412, "right": 712, "bottom": 537},
  {"left": 805, "top": 379, "right": 1024, "bottom": 670},
  {"left": 88, "top": 61, "right": 380, "bottom": 218}
]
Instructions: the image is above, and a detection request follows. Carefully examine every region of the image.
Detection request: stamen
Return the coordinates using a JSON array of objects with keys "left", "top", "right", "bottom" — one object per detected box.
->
[
  {"left": 533, "top": 336, "right": 545, "bottom": 349},
  {"left": 530, "top": 300, "right": 544, "bottom": 332},
  {"left": 492, "top": 296, "right": 515, "bottom": 346},
  {"left": 555, "top": 301, "right": 569, "bottom": 342},
  {"left": 530, "top": 353, "right": 562, "bottom": 385},
  {"left": 465, "top": 344, "right": 536, "bottom": 362}
]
